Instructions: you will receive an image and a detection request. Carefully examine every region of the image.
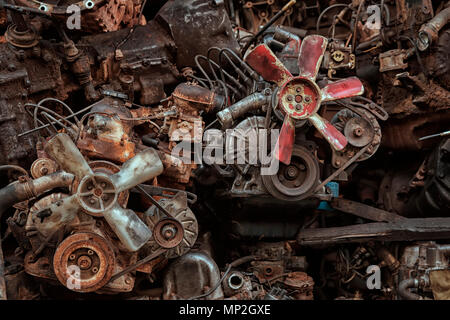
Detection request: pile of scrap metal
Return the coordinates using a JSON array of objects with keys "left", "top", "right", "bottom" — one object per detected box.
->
[{"left": 0, "top": 0, "right": 448, "bottom": 300}]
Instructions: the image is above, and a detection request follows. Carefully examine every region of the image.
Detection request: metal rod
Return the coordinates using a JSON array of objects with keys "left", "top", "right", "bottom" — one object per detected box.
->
[
  {"left": 419, "top": 130, "right": 450, "bottom": 141},
  {"left": 242, "top": 0, "right": 297, "bottom": 53},
  {"left": 18, "top": 103, "right": 96, "bottom": 137}
]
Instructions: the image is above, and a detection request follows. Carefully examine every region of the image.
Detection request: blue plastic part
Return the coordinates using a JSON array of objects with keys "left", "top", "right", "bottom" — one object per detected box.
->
[{"left": 317, "top": 182, "right": 339, "bottom": 211}]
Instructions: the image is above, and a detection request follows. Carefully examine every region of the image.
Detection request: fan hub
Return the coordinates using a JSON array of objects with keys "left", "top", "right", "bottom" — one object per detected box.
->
[
  {"left": 278, "top": 77, "right": 322, "bottom": 121},
  {"left": 77, "top": 173, "right": 118, "bottom": 215}
]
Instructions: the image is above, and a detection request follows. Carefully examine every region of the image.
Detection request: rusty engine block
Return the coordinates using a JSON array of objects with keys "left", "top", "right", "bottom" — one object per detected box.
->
[{"left": 0, "top": 0, "right": 449, "bottom": 301}]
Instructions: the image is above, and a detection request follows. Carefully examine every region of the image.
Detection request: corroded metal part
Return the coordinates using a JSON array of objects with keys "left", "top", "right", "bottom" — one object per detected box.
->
[
  {"left": 77, "top": 99, "right": 136, "bottom": 164},
  {"left": 43, "top": 133, "right": 163, "bottom": 252},
  {"left": 173, "top": 83, "right": 224, "bottom": 114},
  {"left": 217, "top": 92, "right": 271, "bottom": 128},
  {"left": 0, "top": 241, "right": 6, "bottom": 300},
  {"left": 145, "top": 192, "right": 198, "bottom": 259},
  {"left": 163, "top": 251, "right": 223, "bottom": 300},
  {"left": 321, "top": 77, "right": 365, "bottom": 102},
  {"left": 309, "top": 113, "right": 347, "bottom": 151},
  {"left": 53, "top": 232, "right": 115, "bottom": 293},
  {"left": 72, "top": 160, "right": 130, "bottom": 217},
  {"left": 245, "top": 44, "right": 293, "bottom": 86},
  {"left": 30, "top": 158, "right": 58, "bottom": 179},
  {"left": 245, "top": 34, "right": 364, "bottom": 164},
  {"left": 28, "top": 193, "right": 74, "bottom": 239},
  {"left": 45, "top": 133, "right": 94, "bottom": 179},
  {"left": 111, "top": 148, "right": 163, "bottom": 193},
  {"left": 297, "top": 35, "right": 327, "bottom": 81},
  {"left": 1, "top": 0, "right": 449, "bottom": 302},
  {"left": 262, "top": 145, "right": 320, "bottom": 201}
]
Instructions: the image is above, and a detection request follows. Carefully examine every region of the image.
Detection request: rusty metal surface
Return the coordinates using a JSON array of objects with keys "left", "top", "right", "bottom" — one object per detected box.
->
[
  {"left": 53, "top": 232, "right": 116, "bottom": 293},
  {"left": 298, "top": 218, "right": 450, "bottom": 246},
  {"left": 156, "top": 0, "right": 240, "bottom": 67},
  {"left": 283, "top": 272, "right": 314, "bottom": 300},
  {"left": 172, "top": 83, "right": 224, "bottom": 114},
  {"left": 331, "top": 198, "right": 406, "bottom": 223},
  {"left": 0, "top": 0, "right": 449, "bottom": 301},
  {"left": 0, "top": 240, "right": 6, "bottom": 300}
]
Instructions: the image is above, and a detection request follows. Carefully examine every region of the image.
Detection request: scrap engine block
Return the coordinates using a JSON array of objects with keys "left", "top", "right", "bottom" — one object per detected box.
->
[{"left": 0, "top": 0, "right": 449, "bottom": 301}]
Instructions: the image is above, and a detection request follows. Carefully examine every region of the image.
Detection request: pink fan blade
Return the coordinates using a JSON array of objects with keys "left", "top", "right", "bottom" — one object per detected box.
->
[
  {"left": 298, "top": 35, "right": 328, "bottom": 81},
  {"left": 321, "top": 77, "right": 365, "bottom": 102},
  {"left": 275, "top": 116, "right": 296, "bottom": 165},
  {"left": 245, "top": 44, "right": 293, "bottom": 86},
  {"left": 309, "top": 113, "right": 347, "bottom": 151}
]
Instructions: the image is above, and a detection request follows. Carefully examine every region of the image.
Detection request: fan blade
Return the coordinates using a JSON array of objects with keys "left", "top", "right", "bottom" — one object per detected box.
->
[
  {"left": 111, "top": 148, "right": 163, "bottom": 193},
  {"left": 321, "top": 77, "right": 365, "bottom": 102},
  {"left": 298, "top": 35, "right": 328, "bottom": 81},
  {"left": 103, "top": 205, "right": 152, "bottom": 252},
  {"left": 309, "top": 113, "right": 347, "bottom": 151},
  {"left": 244, "top": 44, "right": 293, "bottom": 86},
  {"left": 44, "top": 133, "right": 93, "bottom": 179},
  {"left": 275, "top": 116, "right": 296, "bottom": 165}
]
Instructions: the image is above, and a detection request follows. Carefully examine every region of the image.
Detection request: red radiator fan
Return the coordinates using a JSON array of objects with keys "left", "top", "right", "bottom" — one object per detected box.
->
[{"left": 244, "top": 35, "right": 365, "bottom": 165}]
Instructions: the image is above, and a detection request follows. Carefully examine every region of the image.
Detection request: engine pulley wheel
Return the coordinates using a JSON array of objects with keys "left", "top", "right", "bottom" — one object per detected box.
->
[
  {"left": 344, "top": 117, "right": 374, "bottom": 147},
  {"left": 30, "top": 158, "right": 58, "bottom": 179},
  {"left": 330, "top": 108, "right": 381, "bottom": 166},
  {"left": 145, "top": 193, "right": 198, "bottom": 259},
  {"left": 53, "top": 232, "right": 115, "bottom": 293},
  {"left": 153, "top": 218, "right": 184, "bottom": 249},
  {"left": 262, "top": 145, "right": 319, "bottom": 201}
]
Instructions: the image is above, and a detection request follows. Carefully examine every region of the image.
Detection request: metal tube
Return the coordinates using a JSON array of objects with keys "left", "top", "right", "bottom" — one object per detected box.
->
[
  {"left": 398, "top": 278, "right": 422, "bottom": 300},
  {"left": 418, "top": 7, "right": 450, "bottom": 50},
  {"left": 0, "top": 171, "right": 75, "bottom": 220},
  {"left": 242, "top": 0, "right": 297, "bottom": 53},
  {"left": 0, "top": 171, "right": 75, "bottom": 300},
  {"left": 217, "top": 92, "right": 270, "bottom": 128}
]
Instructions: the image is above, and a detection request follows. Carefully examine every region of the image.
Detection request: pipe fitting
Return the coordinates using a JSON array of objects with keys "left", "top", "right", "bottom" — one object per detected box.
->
[
  {"left": 0, "top": 171, "right": 75, "bottom": 219},
  {"left": 418, "top": 7, "right": 450, "bottom": 51},
  {"left": 398, "top": 278, "right": 424, "bottom": 300},
  {"left": 173, "top": 83, "right": 225, "bottom": 113},
  {"left": 217, "top": 91, "right": 271, "bottom": 128}
]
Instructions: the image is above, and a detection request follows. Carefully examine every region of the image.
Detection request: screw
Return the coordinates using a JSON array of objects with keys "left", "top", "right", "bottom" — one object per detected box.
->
[
  {"left": 354, "top": 127, "right": 364, "bottom": 137},
  {"left": 286, "top": 166, "right": 298, "bottom": 178},
  {"left": 161, "top": 224, "right": 177, "bottom": 240}
]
